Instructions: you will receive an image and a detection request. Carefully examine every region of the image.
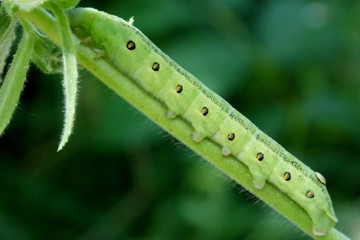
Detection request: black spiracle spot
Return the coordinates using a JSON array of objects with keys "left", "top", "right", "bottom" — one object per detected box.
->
[
  {"left": 227, "top": 133, "right": 235, "bottom": 141},
  {"left": 126, "top": 41, "right": 136, "bottom": 50},
  {"left": 256, "top": 152, "right": 264, "bottom": 161},
  {"left": 283, "top": 172, "right": 291, "bottom": 181},
  {"left": 201, "top": 107, "right": 209, "bottom": 116},
  {"left": 176, "top": 85, "right": 183, "bottom": 93},
  {"left": 152, "top": 62, "right": 160, "bottom": 71},
  {"left": 306, "top": 190, "right": 314, "bottom": 198}
]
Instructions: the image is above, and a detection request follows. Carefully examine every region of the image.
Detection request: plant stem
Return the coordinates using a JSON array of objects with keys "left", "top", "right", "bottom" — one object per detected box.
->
[{"left": 21, "top": 7, "right": 350, "bottom": 240}]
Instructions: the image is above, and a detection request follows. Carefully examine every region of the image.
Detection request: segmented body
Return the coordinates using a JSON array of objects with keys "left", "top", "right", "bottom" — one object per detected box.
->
[{"left": 68, "top": 8, "right": 338, "bottom": 236}]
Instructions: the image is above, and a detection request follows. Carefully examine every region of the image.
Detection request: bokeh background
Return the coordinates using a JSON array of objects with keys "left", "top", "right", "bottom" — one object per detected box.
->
[{"left": 1, "top": 0, "right": 360, "bottom": 239}]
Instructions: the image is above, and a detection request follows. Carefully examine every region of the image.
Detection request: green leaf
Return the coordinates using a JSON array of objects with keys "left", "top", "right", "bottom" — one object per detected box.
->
[
  {"left": 0, "top": 6, "right": 17, "bottom": 80},
  {"left": 0, "top": 31, "right": 34, "bottom": 136},
  {"left": 46, "top": 3, "right": 78, "bottom": 151}
]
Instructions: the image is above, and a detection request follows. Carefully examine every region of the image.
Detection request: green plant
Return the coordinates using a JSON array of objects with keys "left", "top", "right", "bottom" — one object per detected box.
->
[{"left": 0, "top": 1, "right": 351, "bottom": 239}]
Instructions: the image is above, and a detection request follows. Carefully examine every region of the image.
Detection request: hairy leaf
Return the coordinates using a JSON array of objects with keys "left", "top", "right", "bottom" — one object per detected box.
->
[
  {"left": 0, "top": 31, "right": 33, "bottom": 136},
  {"left": 46, "top": 3, "right": 78, "bottom": 151},
  {"left": 0, "top": 6, "right": 17, "bottom": 81}
]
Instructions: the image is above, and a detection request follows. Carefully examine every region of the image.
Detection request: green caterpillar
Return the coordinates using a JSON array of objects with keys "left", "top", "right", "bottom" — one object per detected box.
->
[{"left": 68, "top": 7, "right": 338, "bottom": 236}]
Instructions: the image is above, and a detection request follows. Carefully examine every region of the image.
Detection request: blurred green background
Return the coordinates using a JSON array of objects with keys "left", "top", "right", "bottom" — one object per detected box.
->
[{"left": 1, "top": 0, "right": 360, "bottom": 239}]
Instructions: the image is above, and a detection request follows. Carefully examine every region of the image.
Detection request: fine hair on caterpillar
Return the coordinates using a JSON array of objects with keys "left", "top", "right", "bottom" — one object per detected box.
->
[{"left": 68, "top": 7, "right": 338, "bottom": 237}]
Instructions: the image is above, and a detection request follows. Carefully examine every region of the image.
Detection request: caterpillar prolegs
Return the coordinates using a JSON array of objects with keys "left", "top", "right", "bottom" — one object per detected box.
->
[{"left": 68, "top": 8, "right": 338, "bottom": 236}]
